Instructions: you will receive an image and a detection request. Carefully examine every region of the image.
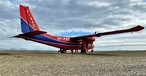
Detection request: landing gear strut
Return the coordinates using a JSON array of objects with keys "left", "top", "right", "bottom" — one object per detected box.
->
[
  {"left": 81, "top": 49, "right": 86, "bottom": 53},
  {"left": 91, "top": 49, "right": 94, "bottom": 53},
  {"left": 71, "top": 50, "right": 73, "bottom": 53},
  {"left": 58, "top": 49, "right": 66, "bottom": 53},
  {"left": 81, "top": 39, "right": 87, "bottom": 54}
]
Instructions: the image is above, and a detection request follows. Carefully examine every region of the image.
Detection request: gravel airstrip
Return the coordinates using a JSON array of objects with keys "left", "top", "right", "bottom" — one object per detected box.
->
[{"left": 0, "top": 51, "right": 146, "bottom": 76}]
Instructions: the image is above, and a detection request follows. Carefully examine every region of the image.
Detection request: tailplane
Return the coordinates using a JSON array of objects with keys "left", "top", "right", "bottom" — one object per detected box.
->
[
  {"left": 20, "top": 4, "right": 40, "bottom": 33},
  {"left": 14, "top": 30, "right": 47, "bottom": 38}
]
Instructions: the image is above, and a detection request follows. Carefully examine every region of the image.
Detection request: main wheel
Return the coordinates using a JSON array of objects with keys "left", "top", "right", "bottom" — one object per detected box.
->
[
  {"left": 60, "top": 49, "right": 66, "bottom": 53},
  {"left": 71, "top": 50, "right": 73, "bottom": 53},
  {"left": 91, "top": 49, "right": 94, "bottom": 53},
  {"left": 81, "top": 49, "right": 86, "bottom": 53}
]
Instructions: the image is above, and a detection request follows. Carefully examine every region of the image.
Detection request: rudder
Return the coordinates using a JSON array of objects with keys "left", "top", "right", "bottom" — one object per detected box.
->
[{"left": 20, "top": 4, "right": 40, "bottom": 33}]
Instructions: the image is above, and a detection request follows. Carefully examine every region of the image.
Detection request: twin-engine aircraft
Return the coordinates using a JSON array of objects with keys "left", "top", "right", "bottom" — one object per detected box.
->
[{"left": 15, "top": 5, "right": 144, "bottom": 53}]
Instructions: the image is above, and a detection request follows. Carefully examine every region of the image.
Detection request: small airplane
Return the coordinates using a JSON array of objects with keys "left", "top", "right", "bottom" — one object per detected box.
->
[{"left": 14, "top": 4, "right": 144, "bottom": 53}]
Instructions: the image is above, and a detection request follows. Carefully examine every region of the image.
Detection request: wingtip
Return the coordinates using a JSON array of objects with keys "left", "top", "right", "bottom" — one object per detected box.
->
[
  {"left": 136, "top": 25, "right": 144, "bottom": 30},
  {"left": 139, "top": 25, "right": 144, "bottom": 29},
  {"left": 130, "top": 25, "right": 144, "bottom": 31}
]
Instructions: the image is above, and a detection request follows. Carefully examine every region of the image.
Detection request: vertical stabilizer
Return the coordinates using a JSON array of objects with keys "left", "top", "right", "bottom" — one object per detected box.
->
[{"left": 20, "top": 4, "right": 40, "bottom": 33}]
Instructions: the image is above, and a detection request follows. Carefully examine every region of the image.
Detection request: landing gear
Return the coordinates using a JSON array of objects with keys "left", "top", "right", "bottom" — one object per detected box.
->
[
  {"left": 91, "top": 49, "right": 94, "bottom": 53},
  {"left": 61, "top": 49, "right": 66, "bottom": 53},
  {"left": 81, "top": 49, "right": 86, "bottom": 53},
  {"left": 71, "top": 50, "right": 73, "bottom": 53},
  {"left": 58, "top": 49, "right": 66, "bottom": 53}
]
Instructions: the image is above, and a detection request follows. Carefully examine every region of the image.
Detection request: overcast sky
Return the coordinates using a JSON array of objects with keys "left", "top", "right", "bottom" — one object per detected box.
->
[{"left": 0, "top": 0, "right": 146, "bottom": 51}]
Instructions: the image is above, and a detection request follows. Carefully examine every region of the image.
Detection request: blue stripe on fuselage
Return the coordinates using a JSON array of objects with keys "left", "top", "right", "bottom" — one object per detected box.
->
[{"left": 31, "top": 35, "right": 81, "bottom": 46}]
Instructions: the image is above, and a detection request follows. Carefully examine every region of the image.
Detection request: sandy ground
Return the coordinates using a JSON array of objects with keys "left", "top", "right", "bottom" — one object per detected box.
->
[{"left": 0, "top": 51, "right": 146, "bottom": 76}]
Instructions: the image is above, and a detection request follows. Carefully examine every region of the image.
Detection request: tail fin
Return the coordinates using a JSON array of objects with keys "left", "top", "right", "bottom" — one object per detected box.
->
[{"left": 20, "top": 4, "right": 40, "bottom": 33}]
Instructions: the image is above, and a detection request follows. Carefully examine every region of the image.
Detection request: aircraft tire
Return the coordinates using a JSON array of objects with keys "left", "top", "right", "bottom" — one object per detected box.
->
[{"left": 81, "top": 49, "right": 86, "bottom": 53}]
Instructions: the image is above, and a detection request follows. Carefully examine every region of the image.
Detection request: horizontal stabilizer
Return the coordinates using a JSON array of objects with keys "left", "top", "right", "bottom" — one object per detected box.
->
[{"left": 14, "top": 30, "right": 47, "bottom": 38}]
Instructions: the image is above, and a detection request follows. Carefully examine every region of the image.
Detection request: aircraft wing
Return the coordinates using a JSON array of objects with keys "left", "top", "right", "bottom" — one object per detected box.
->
[{"left": 71, "top": 25, "right": 144, "bottom": 40}]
